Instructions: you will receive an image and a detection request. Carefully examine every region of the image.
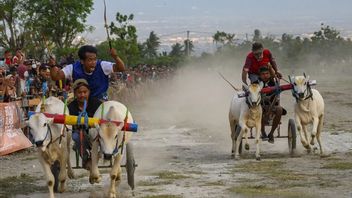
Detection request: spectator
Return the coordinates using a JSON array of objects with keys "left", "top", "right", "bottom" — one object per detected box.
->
[
  {"left": 4, "top": 50, "right": 13, "bottom": 70},
  {"left": 17, "top": 60, "right": 30, "bottom": 95},
  {"left": 3, "top": 74, "right": 17, "bottom": 102},
  {"left": 12, "top": 48, "right": 24, "bottom": 66}
]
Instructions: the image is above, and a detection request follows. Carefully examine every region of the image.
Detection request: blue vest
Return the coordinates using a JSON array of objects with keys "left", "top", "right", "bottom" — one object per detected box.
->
[{"left": 72, "top": 60, "right": 109, "bottom": 99}]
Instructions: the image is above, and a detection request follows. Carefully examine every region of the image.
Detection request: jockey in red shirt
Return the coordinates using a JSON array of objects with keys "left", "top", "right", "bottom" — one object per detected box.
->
[{"left": 242, "top": 42, "right": 282, "bottom": 84}]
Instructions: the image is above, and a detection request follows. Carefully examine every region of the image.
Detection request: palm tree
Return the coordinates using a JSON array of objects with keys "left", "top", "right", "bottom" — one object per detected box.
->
[
  {"left": 183, "top": 39, "right": 194, "bottom": 56},
  {"left": 143, "top": 31, "right": 160, "bottom": 58},
  {"left": 169, "top": 43, "right": 184, "bottom": 57}
]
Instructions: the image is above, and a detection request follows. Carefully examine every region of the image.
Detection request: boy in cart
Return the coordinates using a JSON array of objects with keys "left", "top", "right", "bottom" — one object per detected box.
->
[
  {"left": 258, "top": 66, "right": 287, "bottom": 143},
  {"left": 68, "top": 79, "right": 102, "bottom": 169}
]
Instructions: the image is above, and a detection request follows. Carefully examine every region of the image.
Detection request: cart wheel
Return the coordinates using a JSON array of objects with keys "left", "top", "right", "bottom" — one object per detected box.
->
[
  {"left": 288, "top": 119, "right": 297, "bottom": 155},
  {"left": 51, "top": 160, "right": 60, "bottom": 193},
  {"left": 126, "top": 143, "right": 135, "bottom": 190},
  {"left": 234, "top": 125, "right": 243, "bottom": 154}
]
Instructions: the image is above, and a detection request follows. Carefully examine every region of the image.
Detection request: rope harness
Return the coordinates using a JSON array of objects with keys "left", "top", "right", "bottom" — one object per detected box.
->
[
  {"left": 77, "top": 100, "right": 89, "bottom": 158},
  {"left": 288, "top": 76, "right": 313, "bottom": 102},
  {"left": 58, "top": 89, "right": 68, "bottom": 147}
]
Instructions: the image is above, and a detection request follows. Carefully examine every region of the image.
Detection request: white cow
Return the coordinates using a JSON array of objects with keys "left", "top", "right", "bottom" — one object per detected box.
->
[
  {"left": 88, "top": 101, "right": 133, "bottom": 198},
  {"left": 290, "top": 75, "right": 325, "bottom": 156},
  {"left": 28, "top": 96, "right": 74, "bottom": 198},
  {"left": 229, "top": 82, "right": 264, "bottom": 160}
]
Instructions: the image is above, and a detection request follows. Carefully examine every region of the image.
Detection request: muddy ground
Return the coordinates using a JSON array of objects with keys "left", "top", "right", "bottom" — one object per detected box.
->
[{"left": 1, "top": 65, "right": 352, "bottom": 198}]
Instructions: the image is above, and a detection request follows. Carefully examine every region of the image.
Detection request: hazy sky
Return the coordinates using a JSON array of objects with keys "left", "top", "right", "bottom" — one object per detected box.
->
[{"left": 86, "top": 0, "right": 352, "bottom": 43}]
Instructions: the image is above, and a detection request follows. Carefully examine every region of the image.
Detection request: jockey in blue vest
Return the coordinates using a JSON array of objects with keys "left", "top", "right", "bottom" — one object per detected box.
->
[{"left": 50, "top": 45, "right": 125, "bottom": 100}]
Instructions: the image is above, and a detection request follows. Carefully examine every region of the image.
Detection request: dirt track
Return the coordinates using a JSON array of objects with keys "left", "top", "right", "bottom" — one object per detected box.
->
[{"left": 1, "top": 67, "right": 352, "bottom": 198}]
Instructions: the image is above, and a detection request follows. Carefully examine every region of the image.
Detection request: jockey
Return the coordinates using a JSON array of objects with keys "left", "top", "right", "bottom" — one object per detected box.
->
[
  {"left": 68, "top": 79, "right": 102, "bottom": 169},
  {"left": 242, "top": 42, "right": 282, "bottom": 84},
  {"left": 50, "top": 45, "right": 125, "bottom": 100},
  {"left": 258, "top": 66, "right": 287, "bottom": 143}
]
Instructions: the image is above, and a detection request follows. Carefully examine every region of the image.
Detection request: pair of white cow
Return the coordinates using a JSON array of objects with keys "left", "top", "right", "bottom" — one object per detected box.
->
[
  {"left": 229, "top": 75, "right": 325, "bottom": 160},
  {"left": 28, "top": 97, "right": 133, "bottom": 198}
]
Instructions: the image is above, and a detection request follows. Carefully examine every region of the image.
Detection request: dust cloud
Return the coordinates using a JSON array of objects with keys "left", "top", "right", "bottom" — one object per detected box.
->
[{"left": 133, "top": 59, "right": 245, "bottom": 137}]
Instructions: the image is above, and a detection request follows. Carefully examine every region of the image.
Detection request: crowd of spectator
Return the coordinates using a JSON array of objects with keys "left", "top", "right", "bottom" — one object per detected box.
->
[{"left": 0, "top": 49, "right": 175, "bottom": 103}]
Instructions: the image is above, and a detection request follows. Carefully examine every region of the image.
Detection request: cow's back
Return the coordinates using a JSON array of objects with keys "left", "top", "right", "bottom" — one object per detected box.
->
[
  {"left": 312, "top": 89, "right": 324, "bottom": 116},
  {"left": 35, "top": 96, "right": 67, "bottom": 115}
]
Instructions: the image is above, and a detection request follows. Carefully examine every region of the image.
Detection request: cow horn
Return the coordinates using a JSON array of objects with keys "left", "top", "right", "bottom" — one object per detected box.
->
[{"left": 303, "top": 73, "right": 306, "bottom": 78}]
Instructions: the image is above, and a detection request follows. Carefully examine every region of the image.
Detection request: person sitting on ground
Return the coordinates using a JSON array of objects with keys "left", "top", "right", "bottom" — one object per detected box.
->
[
  {"left": 258, "top": 66, "right": 287, "bottom": 143},
  {"left": 68, "top": 79, "right": 102, "bottom": 169},
  {"left": 242, "top": 42, "right": 282, "bottom": 85},
  {"left": 50, "top": 45, "right": 126, "bottom": 100}
]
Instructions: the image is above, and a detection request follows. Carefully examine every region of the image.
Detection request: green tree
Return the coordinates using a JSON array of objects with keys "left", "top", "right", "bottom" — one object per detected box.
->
[
  {"left": 169, "top": 43, "right": 184, "bottom": 57},
  {"left": 312, "top": 23, "right": 342, "bottom": 42},
  {"left": 98, "top": 12, "right": 140, "bottom": 66},
  {"left": 213, "top": 31, "right": 236, "bottom": 47},
  {"left": 0, "top": 0, "right": 26, "bottom": 50},
  {"left": 23, "top": 0, "right": 94, "bottom": 58},
  {"left": 213, "top": 31, "right": 228, "bottom": 45},
  {"left": 183, "top": 39, "right": 194, "bottom": 56},
  {"left": 142, "top": 31, "right": 160, "bottom": 59}
]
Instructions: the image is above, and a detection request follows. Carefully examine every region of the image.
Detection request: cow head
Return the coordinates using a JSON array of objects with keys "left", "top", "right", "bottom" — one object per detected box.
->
[
  {"left": 28, "top": 113, "right": 54, "bottom": 151},
  {"left": 290, "top": 74, "right": 310, "bottom": 100},
  {"left": 243, "top": 82, "right": 264, "bottom": 107},
  {"left": 96, "top": 121, "right": 123, "bottom": 160}
]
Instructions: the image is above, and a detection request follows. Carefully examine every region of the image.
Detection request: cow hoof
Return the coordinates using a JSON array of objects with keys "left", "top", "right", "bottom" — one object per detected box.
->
[
  {"left": 59, "top": 187, "right": 65, "bottom": 193},
  {"left": 306, "top": 148, "right": 312, "bottom": 154},
  {"left": 245, "top": 143, "right": 250, "bottom": 150},
  {"left": 108, "top": 192, "right": 116, "bottom": 198},
  {"left": 89, "top": 175, "right": 101, "bottom": 184},
  {"left": 256, "top": 156, "right": 261, "bottom": 161},
  {"left": 303, "top": 144, "right": 311, "bottom": 150},
  {"left": 320, "top": 153, "right": 330, "bottom": 158},
  {"left": 234, "top": 155, "right": 241, "bottom": 160}
]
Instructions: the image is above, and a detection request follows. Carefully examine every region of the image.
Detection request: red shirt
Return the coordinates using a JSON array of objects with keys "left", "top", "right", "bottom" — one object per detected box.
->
[
  {"left": 5, "top": 58, "right": 12, "bottom": 65},
  {"left": 243, "top": 49, "right": 277, "bottom": 74}
]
